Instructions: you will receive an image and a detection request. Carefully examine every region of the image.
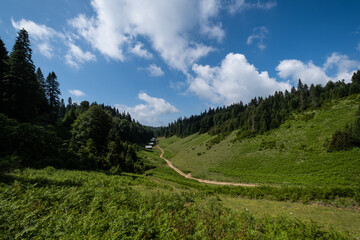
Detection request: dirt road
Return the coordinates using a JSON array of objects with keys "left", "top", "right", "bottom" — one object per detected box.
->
[{"left": 156, "top": 145, "right": 257, "bottom": 187}]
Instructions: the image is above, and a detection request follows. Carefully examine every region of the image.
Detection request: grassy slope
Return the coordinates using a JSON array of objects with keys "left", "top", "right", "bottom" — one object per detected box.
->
[
  {"left": 141, "top": 145, "right": 360, "bottom": 238},
  {"left": 159, "top": 97, "right": 360, "bottom": 187}
]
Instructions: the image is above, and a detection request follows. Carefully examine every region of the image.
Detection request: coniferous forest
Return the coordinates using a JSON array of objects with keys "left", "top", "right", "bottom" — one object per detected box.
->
[
  {"left": 155, "top": 69, "right": 360, "bottom": 151},
  {"left": 0, "top": 29, "right": 153, "bottom": 174}
]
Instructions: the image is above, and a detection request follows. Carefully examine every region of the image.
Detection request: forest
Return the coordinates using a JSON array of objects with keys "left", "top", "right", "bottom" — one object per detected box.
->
[
  {"left": 0, "top": 29, "right": 153, "bottom": 174},
  {"left": 155, "top": 69, "right": 360, "bottom": 151}
]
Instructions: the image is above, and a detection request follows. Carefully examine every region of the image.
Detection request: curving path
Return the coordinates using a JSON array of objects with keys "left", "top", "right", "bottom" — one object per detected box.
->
[{"left": 156, "top": 145, "right": 257, "bottom": 187}]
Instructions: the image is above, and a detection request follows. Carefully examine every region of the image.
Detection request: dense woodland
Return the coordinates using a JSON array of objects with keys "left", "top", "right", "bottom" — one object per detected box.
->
[
  {"left": 155, "top": 69, "right": 360, "bottom": 150},
  {"left": 0, "top": 29, "right": 153, "bottom": 173}
]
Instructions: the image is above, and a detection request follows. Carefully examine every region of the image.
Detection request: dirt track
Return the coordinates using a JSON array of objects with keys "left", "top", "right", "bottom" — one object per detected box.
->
[{"left": 156, "top": 145, "right": 257, "bottom": 187}]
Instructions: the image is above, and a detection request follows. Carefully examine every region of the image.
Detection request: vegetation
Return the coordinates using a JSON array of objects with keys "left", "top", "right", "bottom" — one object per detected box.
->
[
  {"left": 0, "top": 168, "right": 351, "bottom": 239},
  {"left": 1, "top": 30, "right": 359, "bottom": 238},
  {"left": 0, "top": 30, "right": 153, "bottom": 173},
  {"left": 155, "top": 72, "right": 360, "bottom": 140},
  {"left": 159, "top": 97, "right": 360, "bottom": 187}
]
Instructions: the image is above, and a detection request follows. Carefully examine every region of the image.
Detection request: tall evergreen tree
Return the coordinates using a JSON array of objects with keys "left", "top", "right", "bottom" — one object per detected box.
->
[
  {"left": 6, "top": 29, "right": 45, "bottom": 122},
  {"left": 0, "top": 37, "right": 9, "bottom": 115},
  {"left": 45, "top": 71, "right": 61, "bottom": 122},
  {"left": 0, "top": 37, "right": 8, "bottom": 78},
  {"left": 59, "top": 98, "right": 66, "bottom": 119},
  {"left": 36, "top": 67, "right": 46, "bottom": 92},
  {"left": 350, "top": 70, "right": 360, "bottom": 94}
]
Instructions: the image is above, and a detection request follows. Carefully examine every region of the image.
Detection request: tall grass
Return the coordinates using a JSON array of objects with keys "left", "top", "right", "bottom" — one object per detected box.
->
[{"left": 0, "top": 168, "right": 348, "bottom": 239}]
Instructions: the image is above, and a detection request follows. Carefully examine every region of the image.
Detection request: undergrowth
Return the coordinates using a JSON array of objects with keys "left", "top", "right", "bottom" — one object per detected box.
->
[{"left": 0, "top": 168, "right": 349, "bottom": 239}]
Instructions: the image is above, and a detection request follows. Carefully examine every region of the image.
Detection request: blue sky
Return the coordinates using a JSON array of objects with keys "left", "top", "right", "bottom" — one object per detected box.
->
[{"left": 1, "top": 0, "right": 360, "bottom": 126}]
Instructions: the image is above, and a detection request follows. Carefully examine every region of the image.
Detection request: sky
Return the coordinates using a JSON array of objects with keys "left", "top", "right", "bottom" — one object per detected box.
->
[{"left": 1, "top": 0, "right": 360, "bottom": 126}]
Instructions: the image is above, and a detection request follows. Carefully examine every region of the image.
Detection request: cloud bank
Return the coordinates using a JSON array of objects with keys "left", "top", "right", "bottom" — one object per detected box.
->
[
  {"left": 277, "top": 52, "right": 360, "bottom": 85},
  {"left": 188, "top": 53, "right": 291, "bottom": 105},
  {"left": 115, "top": 92, "right": 179, "bottom": 126}
]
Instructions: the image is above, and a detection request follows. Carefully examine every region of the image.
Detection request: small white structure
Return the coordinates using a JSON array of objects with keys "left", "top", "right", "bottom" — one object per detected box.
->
[{"left": 145, "top": 145, "right": 152, "bottom": 149}]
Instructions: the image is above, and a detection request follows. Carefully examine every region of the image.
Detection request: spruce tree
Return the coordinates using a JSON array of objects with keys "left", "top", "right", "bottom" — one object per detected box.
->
[
  {"left": 350, "top": 70, "right": 360, "bottom": 94},
  {"left": 0, "top": 37, "right": 9, "bottom": 115},
  {"left": 7, "top": 29, "right": 45, "bottom": 122},
  {"left": 45, "top": 71, "right": 61, "bottom": 122}
]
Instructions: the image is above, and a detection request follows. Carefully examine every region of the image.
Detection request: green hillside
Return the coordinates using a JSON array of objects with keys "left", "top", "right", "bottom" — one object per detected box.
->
[{"left": 159, "top": 96, "right": 360, "bottom": 187}]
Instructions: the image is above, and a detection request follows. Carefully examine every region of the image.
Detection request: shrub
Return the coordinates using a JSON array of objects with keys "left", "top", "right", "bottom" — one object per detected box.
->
[{"left": 327, "top": 130, "right": 351, "bottom": 152}]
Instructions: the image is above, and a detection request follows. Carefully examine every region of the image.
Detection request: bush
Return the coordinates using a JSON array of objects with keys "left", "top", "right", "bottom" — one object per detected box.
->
[{"left": 327, "top": 130, "right": 352, "bottom": 152}]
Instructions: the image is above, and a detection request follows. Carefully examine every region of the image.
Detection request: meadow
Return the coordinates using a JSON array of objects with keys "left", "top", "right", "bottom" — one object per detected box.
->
[{"left": 0, "top": 167, "right": 355, "bottom": 239}]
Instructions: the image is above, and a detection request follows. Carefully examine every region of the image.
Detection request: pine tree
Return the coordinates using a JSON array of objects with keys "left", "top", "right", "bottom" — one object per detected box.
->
[
  {"left": 0, "top": 37, "right": 8, "bottom": 78},
  {"left": 0, "top": 37, "right": 9, "bottom": 115},
  {"left": 45, "top": 71, "right": 61, "bottom": 122},
  {"left": 6, "top": 29, "right": 46, "bottom": 122},
  {"left": 59, "top": 99, "right": 66, "bottom": 119},
  {"left": 350, "top": 70, "right": 360, "bottom": 94},
  {"left": 36, "top": 68, "right": 46, "bottom": 92}
]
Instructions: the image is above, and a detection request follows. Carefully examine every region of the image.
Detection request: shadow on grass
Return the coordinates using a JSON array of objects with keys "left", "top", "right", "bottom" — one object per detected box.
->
[{"left": 0, "top": 174, "right": 82, "bottom": 188}]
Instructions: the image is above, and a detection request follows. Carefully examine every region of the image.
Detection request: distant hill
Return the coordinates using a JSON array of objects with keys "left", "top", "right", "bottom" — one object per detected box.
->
[{"left": 159, "top": 95, "right": 360, "bottom": 187}]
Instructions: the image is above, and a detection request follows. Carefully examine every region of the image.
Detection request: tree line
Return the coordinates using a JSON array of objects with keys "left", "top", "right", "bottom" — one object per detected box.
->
[
  {"left": 0, "top": 29, "right": 153, "bottom": 173},
  {"left": 155, "top": 70, "right": 360, "bottom": 144}
]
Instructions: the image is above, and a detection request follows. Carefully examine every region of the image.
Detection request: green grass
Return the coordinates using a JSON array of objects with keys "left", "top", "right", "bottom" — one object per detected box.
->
[
  {"left": 137, "top": 147, "right": 360, "bottom": 238},
  {"left": 1, "top": 168, "right": 351, "bottom": 239},
  {"left": 159, "top": 97, "right": 360, "bottom": 187},
  {"left": 221, "top": 196, "right": 360, "bottom": 237}
]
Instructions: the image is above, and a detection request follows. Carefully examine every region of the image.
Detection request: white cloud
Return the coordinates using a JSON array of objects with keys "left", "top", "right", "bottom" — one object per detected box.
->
[
  {"left": 188, "top": 53, "right": 291, "bottom": 105},
  {"left": 276, "top": 60, "right": 328, "bottom": 85},
  {"left": 38, "top": 42, "right": 53, "bottom": 58},
  {"left": 68, "top": 89, "right": 86, "bottom": 97},
  {"left": 277, "top": 52, "right": 360, "bottom": 85},
  {"left": 147, "top": 64, "right": 164, "bottom": 77},
  {"left": 68, "top": 0, "right": 227, "bottom": 72},
  {"left": 115, "top": 92, "right": 179, "bottom": 126},
  {"left": 247, "top": 26, "right": 268, "bottom": 50},
  {"left": 227, "top": 0, "right": 276, "bottom": 14},
  {"left": 199, "top": 0, "right": 225, "bottom": 42},
  {"left": 11, "top": 18, "right": 62, "bottom": 59},
  {"left": 11, "top": 18, "right": 58, "bottom": 40},
  {"left": 65, "top": 42, "right": 96, "bottom": 69},
  {"left": 129, "top": 42, "right": 153, "bottom": 59},
  {"left": 11, "top": 18, "right": 96, "bottom": 68}
]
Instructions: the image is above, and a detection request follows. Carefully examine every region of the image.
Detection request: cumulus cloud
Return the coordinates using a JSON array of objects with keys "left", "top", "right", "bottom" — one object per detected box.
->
[
  {"left": 11, "top": 18, "right": 96, "bottom": 68},
  {"left": 11, "top": 18, "right": 62, "bottom": 58},
  {"left": 68, "top": 0, "right": 228, "bottom": 72},
  {"left": 68, "top": 89, "right": 86, "bottom": 97},
  {"left": 129, "top": 42, "right": 153, "bottom": 59},
  {"left": 199, "top": 0, "right": 225, "bottom": 42},
  {"left": 247, "top": 26, "right": 268, "bottom": 50},
  {"left": 147, "top": 64, "right": 164, "bottom": 77},
  {"left": 276, "top": 52, "right": 360, "bottom": 85},
  {"left": 11, "top": 18, "right": 58, "bottom": 40},
  {"left": 115, "top": 92, "right": 179, "bottom": 126},
  {"left": 65, "top": 42, "right": 96, "bottom": 69},
  {"left": 188, "top": 53, "right": 291, "bottom": 105}
]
